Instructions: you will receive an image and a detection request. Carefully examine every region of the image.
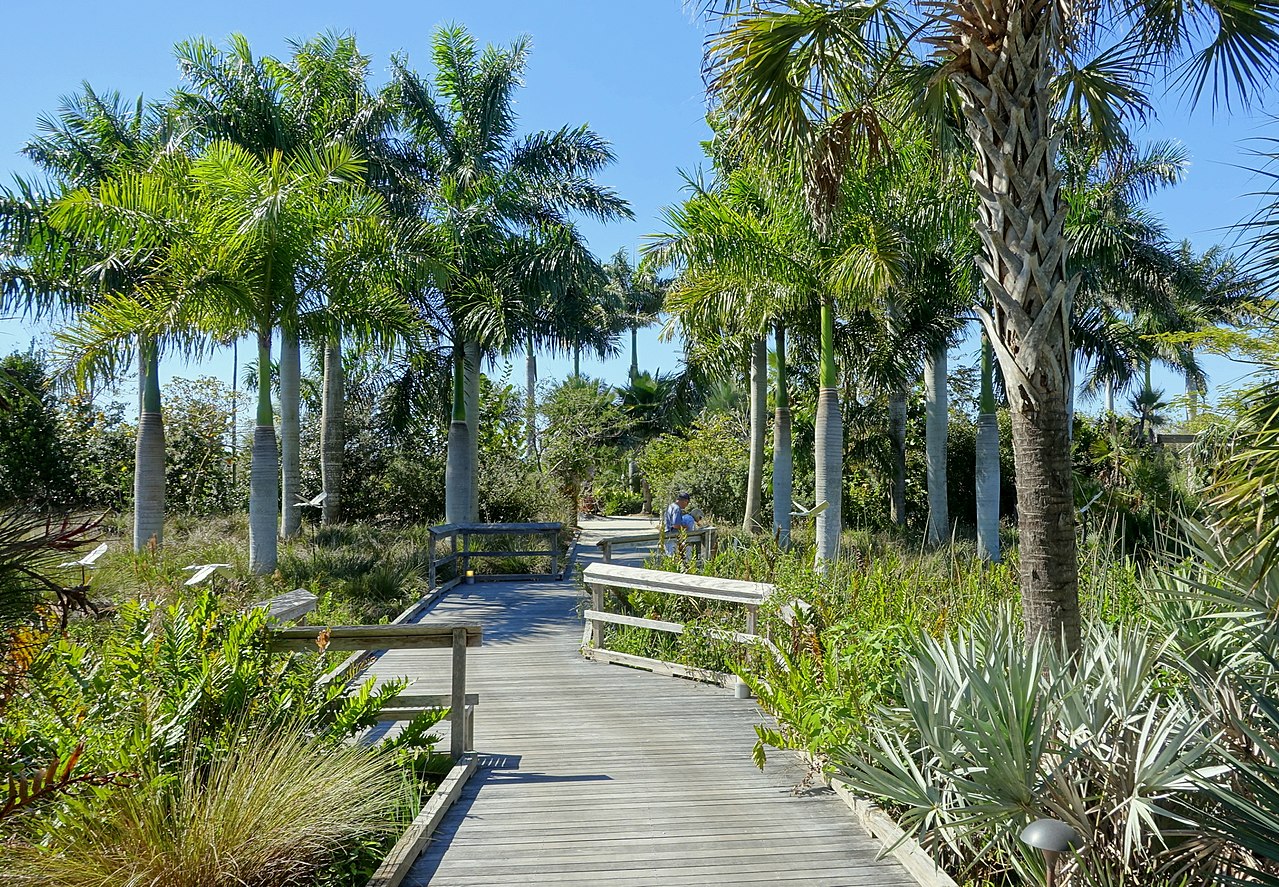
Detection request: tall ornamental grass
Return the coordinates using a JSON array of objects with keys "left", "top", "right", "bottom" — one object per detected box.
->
[{"left": 3, "top": 726, "right": 403, "bottom": 887}]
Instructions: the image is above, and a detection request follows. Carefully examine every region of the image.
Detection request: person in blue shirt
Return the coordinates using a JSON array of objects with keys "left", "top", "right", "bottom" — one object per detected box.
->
[{"left": 664, "top": 492, "right": 694, "bottom": 555}]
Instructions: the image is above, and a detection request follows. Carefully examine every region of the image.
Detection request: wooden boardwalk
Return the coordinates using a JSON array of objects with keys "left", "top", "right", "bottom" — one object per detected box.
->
[{"left": 362, "top": 558, "right": 919, "bottom": 886}]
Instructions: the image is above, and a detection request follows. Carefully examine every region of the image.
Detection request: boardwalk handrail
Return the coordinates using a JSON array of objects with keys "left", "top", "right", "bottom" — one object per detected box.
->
[
  {"left": 429, "top": 521, "right": 563, "bottom": 588},
  {"left": 580, "top": 562, "right": 775, "bottom": 691},
  {"left": 268, "top": 622, "right": 481, "bottom": 758},
  {"left": 597, "top": 525, "right": 715, "bottom": 563}
]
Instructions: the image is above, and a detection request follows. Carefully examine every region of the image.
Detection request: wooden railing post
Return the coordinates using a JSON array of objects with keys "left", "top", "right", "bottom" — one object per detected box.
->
[
  {"left": 602, "top": 541, "right": 612, "bottom": 564},
  {"left": 590, "top": 583, "right": 604, "bottom": 649},
  {"left": 429, "top": 529, "right": 438, "bottom": 590},
  {"left": 548, "top": 529, "right": 558, "bottom": 577},
  {"left": 450, "top": 627, "right": 467, "bottom": 759}
]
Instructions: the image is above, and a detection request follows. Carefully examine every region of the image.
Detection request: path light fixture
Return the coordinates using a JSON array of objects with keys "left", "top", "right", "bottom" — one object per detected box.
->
[{"left": 1020, "top": 818, "right": 1080, "bottom": 887}]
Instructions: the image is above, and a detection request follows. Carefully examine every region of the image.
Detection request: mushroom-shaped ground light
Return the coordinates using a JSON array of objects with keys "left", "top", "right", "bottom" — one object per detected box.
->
[{"left": 1020, "top": 818, "right": 1081, "bottom": 887}]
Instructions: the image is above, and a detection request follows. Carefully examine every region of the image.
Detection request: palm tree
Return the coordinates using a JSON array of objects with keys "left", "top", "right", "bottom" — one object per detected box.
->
[
  {"left": 177, "top": 139, "right": 391, "bottom": 570},
  {"left": 1, "top": 86, "right": 184, "bottom": 551},
  {"left": 605, "top": 248, "right": 667, "bottom": 380},
  {"left": 391, "top": 26, "right": 630, "bottom": 524},
  {"left": 704, "top": 0, "right": 1279, "bottom": 651}
]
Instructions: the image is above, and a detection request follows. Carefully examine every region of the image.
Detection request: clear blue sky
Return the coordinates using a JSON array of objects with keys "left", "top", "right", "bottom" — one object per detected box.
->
[{"left": 0, "top": 1, "right": 1273, "bottom": 408}]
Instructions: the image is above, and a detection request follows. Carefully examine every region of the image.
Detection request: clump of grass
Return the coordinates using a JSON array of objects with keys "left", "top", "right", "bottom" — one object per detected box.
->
[{"left": 3, "top": 726, "right": 403, "bottom": 887}]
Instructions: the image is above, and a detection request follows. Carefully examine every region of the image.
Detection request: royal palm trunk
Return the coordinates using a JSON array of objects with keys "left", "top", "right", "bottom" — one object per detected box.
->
[
  {"left": 976, "top": 335, "right": 1001, "bottom": 562},
  {"left": 925, "top": 346, "right": 949, "bottom": 545},
  {"left": 888, "top": 389, "right": 907, "bottom": 526},
  {"left": 947, "top": 0, "right": 1081, "bottom": 651},
  {"left": 320, "top": 331, "right": 344, "bottom": 525},
  {"left": 249, "top": 329, "right": 279, "bottom": 574},
  {"left": 464, "top": 341, "right": 481, "bottom": 522},
  {"left": 279, "top": 329, "right": 301, "bottom": 539},
  {"left": 814, "top": 297, "right": 842, "bottom": 565},
  {"left": 772, "top": 324, "right": 792, "bottom": 548},
  {"left": 444, "top": 345, "right": 470, "bottom": 525},
  {"left": 743, "top": 335, "right": 767, "bottom": 533},
  {"left": 133, "top": 338, "right": 165, "bottom": 552},
  {"left": 525, "top": 331, "right": 539, "bottom": 464}
]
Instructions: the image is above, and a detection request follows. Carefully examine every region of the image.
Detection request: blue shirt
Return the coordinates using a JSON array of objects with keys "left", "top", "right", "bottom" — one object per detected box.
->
[{"left": 664, "top": 502, "right": 686, "bottom": 531}]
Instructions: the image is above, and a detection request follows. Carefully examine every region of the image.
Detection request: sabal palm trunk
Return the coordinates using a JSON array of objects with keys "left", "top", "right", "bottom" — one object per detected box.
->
[
  {"left": 814, "top": 297, "right": 842, "bottom": 565},
  {"left": 925, "top": 346, "right": 949, "bottom": 545},
  {"left": 951, "top": 1, "right": 1080, "bottom": 651},
  {"left": 743, "top": 336, "right": 767, "bottom": 533},
  {"left": 888, "top": 389, "right": 907, "bottom": 526},
  {"left": 976, "top": 335, "right": 1000, "bottom": 562},
  {"left": 525, "top": 331, "right": 539, "bottom": 465},
  {"left": 133, "top": 338, "right": 165, "bottom": 552},
  {"left": 444, "top": 344, "right": 470, "bottom": 525},
  {"left": 773, "top": 324, "right": 792, "bottom": 548},
  {"left": 465, "top": 340, "right": 480, "bottom": 522},
  {"left": 249, "top": 329, "right": 279, "bottom": 574},
  {"left": 279, "top": 329, "right": 301, "bottom": 539},
  {"left": 320, "top": 330, "right": 344, "bottom": 525}
]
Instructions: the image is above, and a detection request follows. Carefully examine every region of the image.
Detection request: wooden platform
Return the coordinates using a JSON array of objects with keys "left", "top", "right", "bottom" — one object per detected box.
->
[{"left": 361, "top": 568, "right": 918, "bottom": 886}]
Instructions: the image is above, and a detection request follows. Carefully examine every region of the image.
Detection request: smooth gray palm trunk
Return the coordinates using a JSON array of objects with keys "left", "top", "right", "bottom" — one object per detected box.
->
[
  {"left": 249, "top": 332, "right": 279, "bottom": 575},
  {"left": 465, "top": 341, "right": 481, "bottom": 522},
  {"left": 743, "top": 336, "right": 767, "bottom": 533},
  {"left": 444, "top": 345, "right": 471, "bottom": 525},
  {"left": 320, "top": 332, "right": 344, "bottom": 525},
  {"left": 976, "top": 413, "right": 1001, "bottom": 562},
  {"left": 772, "top": 325, "right": 792, "bottom": 548},
  {"left": 279, "top": 329, "right": 301, "bottom": 539},
  {"left": 976, "top": 335, "right": 1000, "bottom": 562},
  {"left": 525, "top": 333, "right": 538, "bottom": 465},
  {"left": 814, "top": 387, "right": 842, "bottom": 566},
  {"left": 888, "top": 390, "right": 907, "bottom": 526},
  {"left": 133, "top": 342, "right": 165, "bottom": 552},
  {"left": 925, "top": 347, "right": 949, "bottom": 545}
]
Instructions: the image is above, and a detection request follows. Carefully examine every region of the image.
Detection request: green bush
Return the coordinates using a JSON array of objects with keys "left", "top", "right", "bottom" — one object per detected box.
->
[{"left": 637, "top": 411, "right": 749, "bottom": 524}]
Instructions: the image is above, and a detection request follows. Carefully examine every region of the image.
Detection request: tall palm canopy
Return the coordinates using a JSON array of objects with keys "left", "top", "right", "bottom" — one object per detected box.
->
[
  {"left": 702, "top": 0, "right": 1279, "bottom": 651},
  {"left": 390, "top": 25, "right": 631, "bottom": 523}
]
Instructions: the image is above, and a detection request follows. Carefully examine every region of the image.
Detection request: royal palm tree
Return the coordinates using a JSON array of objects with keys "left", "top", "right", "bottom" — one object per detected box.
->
[
  {"left": 704, "top": 0, "right": 1279, "bottom": 650},
  {"left": 0, "top": 85, "right": 184, "bottom": 551},
  {"left": 391, "top": 26, "right": 630, "bottom": 524},
  {"left": 605, "top": 248, "right": 668, "bottom": 380}
]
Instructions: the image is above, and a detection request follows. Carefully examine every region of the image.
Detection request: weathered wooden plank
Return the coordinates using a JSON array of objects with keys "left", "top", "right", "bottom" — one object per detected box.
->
[
  {"left": 584, "top": 609, "right": 759, "bottom": 645},
  {"left": 582, "top": 562, "right": 774, "bottom": 604},
  {"left": 267, "top": 622, "right": 481, "bottom": 652},
  {"left": 367, "top": 755, "right": 476, "bottom": 887},
  {"left": 830, "top": 777, "right": 961, "bottom": 887},
  {"left": 250, "top": 588, "right": 318, "bottom": 623},
  {"left": 582, "top": 646, "right": 736, "bottom": 687}
]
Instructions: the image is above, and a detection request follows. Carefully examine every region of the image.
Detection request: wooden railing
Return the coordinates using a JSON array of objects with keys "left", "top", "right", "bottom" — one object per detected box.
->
[
  {"left": 597, "top": 525, "right": 715, "bottom": 564},
  {"left": 268, "top": 623, "right": 482, "bottom": 758},
  {"left": 580, "top": 562, "right": 775, "bottom": 695},
  {"left": 429, "top": 522, "right": 563, "bottom": 589}
]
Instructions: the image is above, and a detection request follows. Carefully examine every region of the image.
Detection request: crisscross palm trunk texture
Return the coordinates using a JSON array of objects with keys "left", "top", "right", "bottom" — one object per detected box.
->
[{"left": 942, "top": 0, "right": 1081, "bottom": 651}]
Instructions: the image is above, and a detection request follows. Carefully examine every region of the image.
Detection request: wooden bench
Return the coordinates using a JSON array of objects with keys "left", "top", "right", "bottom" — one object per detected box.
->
[
  {"left": 597, "top": 526, "right": 714, "bottom": 564},
  {"left": 250, "top": 588, "right": 318, "bottom": 623},
  {"left": 268, "top": 623, "right": 482, "bottom": 758},
  {"left": 580, "top": 562, "right": 775, "bottom": 694}
]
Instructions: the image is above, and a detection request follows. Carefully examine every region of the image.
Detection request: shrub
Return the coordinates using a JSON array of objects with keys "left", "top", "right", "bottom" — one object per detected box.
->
[
  {"left": 637, "top": 411, "right": 749, "bottom": 524},
  {"left": 3, "top": 726, "right": 403, "bottom": 887}
]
